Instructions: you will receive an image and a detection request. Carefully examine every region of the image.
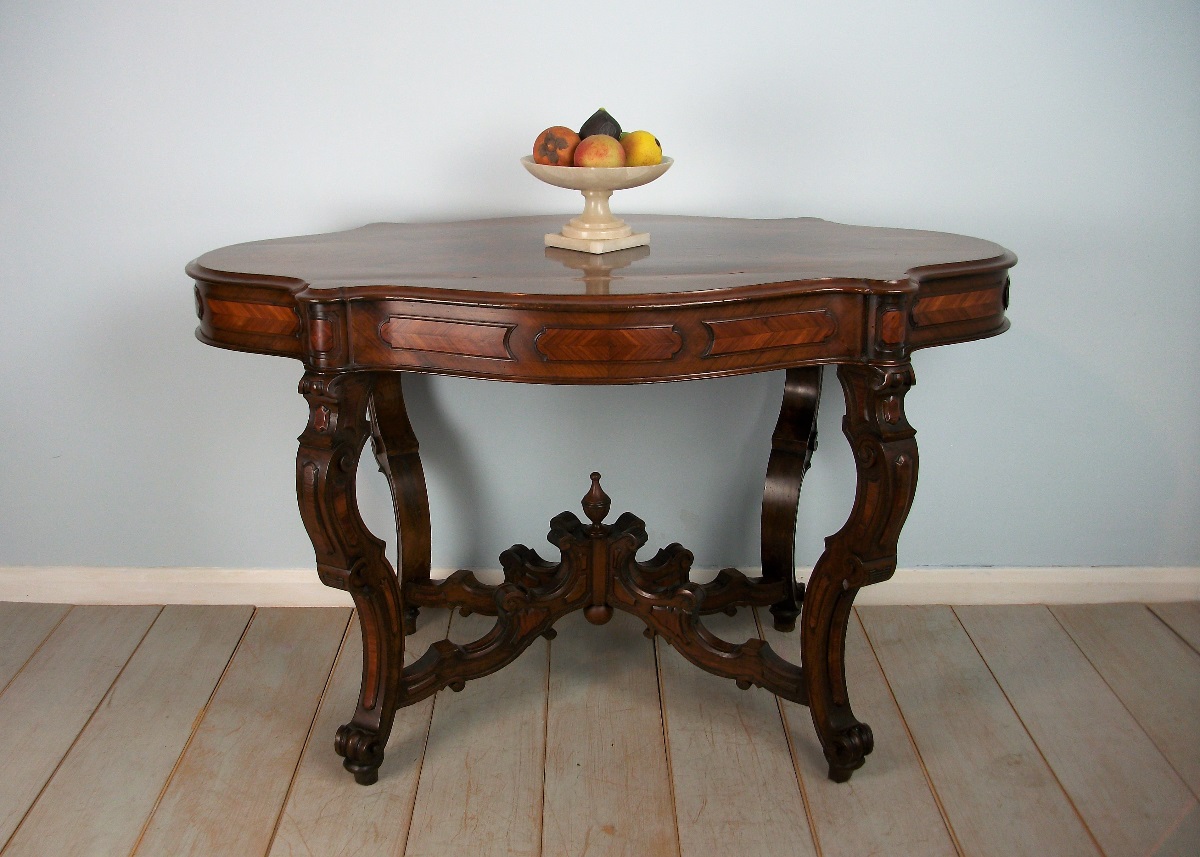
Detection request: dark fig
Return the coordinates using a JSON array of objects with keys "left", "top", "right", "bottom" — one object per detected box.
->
[{"left": 579, "top": 107, "right": 621, "bottom": 140}]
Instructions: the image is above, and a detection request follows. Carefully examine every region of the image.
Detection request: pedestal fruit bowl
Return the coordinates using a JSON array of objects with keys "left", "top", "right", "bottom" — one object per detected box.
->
[{"left": 521, "top": 155, "right": 673, "bottom": 254}]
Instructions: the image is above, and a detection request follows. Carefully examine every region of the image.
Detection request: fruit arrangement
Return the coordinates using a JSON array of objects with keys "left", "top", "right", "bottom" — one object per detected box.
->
[{"left": 532, "top": 108, "right": 664, "bottom": 168}]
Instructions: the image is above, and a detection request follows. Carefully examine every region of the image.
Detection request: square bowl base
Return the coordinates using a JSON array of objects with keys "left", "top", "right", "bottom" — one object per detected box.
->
[{"left": 544, "top": 232, "right": 650, "bottom": 254}]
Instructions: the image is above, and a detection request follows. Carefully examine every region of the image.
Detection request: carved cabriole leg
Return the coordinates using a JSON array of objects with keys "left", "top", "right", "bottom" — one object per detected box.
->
[
  {"left": 369, "top": 372, "right": 432, "bottom": 636},
  {"left": 762, "top": 366, "right": 823, "bottom": 632},
  {"left": 297, "top": 371, "right": 404, "bottom": 786},
  {"left": 804, "top": 363, "right": 918, "bottom": 782}
]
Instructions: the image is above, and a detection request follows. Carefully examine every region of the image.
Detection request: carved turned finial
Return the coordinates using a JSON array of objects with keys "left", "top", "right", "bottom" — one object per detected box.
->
[{"left": 582, "top": 472, "right": 610, "bottom": 525}]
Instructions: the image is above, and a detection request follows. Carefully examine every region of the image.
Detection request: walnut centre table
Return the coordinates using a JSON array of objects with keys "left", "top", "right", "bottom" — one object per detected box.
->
[{"left": 190, "top": 215, "right": 1014, "bottom": 786}]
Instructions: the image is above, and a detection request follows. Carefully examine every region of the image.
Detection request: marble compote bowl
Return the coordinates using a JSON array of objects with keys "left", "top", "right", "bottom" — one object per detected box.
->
[{"left": 521, "top": 155, "right": 673, "bottom": 254}]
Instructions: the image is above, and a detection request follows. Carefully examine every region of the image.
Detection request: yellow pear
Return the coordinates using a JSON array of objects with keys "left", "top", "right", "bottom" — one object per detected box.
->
[{"left": 620, "top": 130, "right": 663, "bottom": 166}]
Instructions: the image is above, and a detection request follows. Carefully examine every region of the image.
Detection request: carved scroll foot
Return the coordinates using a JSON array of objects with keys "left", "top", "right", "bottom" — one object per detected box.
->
[
  {"left": 761, "top": 367, "right": 823, "bottom": 634},
  {"left": 826, "top": 722, "right": 875, "bottom": 783},
  {"left": 335, "top": 724, "right": 386, "bottom": 786}
]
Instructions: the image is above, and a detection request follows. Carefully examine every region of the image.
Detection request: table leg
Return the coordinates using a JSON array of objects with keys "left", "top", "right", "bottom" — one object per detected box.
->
[
  {"left": 296, "top": 371, "right": 404, "bottom": 785},
  {"left": 804, "top": 363, "right": 918, "bottom": 782},
  {"left": 761, "top": 366, "right": 823, "bottom": 632},
  {"left": 368, "top": 372, "right": 432, "bottom": 636}
]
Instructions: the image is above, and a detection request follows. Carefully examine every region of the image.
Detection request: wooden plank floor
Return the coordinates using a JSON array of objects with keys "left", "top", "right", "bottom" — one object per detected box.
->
[{"left": 0, "top": 602, "right": 1196, "bottom": 856}]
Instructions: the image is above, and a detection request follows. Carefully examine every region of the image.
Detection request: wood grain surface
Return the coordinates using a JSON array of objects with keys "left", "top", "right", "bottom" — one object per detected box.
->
[
  {"left": 0, "top": 605, "right": 160, "bottom": 845},
  {"left": 1150, "top": 601, "right": 1200, "bottom": 654},
  {"left": 191, "top": 216, "right": 1014, "bottom": 379},
  {"left": 1, "top": 602, "right": 1197, "bottom": 856},
  {"left": 657, "top": 609, "right": 815, "bottom": 857},
  {"left": 132, "top": 608, "right": 349, "bottom": 856},
  {"left": 859, "top": 605, "right": 1099, "bottom": 856},
  {"left": 0, "top": 602, "right": 69, "bottom": 691},
  {"left": 542, "top": 610, "right": 677, "bottom": 857},
  {"left": 3, "top": 607, "right": 252, "bottom": 857},
  {"left": 959, "top": 604, "right": 1197, "bottom": 857},
  {"left": 1053, "top": 604, "right": 1200, "bottom": 796},
  {"left": 403, "top": 612, "right": 549, "bottom": 857}
]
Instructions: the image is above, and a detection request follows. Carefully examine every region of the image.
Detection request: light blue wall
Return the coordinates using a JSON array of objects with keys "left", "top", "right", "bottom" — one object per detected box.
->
[{"left": 2, "top": 1, "right": 1196, "bottom": 570}]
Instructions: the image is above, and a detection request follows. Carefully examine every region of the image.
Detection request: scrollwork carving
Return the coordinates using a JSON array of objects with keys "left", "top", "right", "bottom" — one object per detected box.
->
[
  {"left": 826, "top": 722, "right": 875, "bottom": 783},
  {"left": 392, "top": 474, "right": 812, "bottom": 714},
  {"left": 334, "top": 724, "right": 386, "bottom": 786}
]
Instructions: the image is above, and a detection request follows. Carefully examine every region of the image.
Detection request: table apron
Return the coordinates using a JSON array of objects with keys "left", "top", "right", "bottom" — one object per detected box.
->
[{"left": 320, "top": 293, "right": 867, "bottom": 381}]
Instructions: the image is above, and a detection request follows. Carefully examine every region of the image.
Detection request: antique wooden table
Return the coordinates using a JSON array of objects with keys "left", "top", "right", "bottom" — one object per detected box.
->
[{"left": 190, "top": 215, "right": 1014, "bottom": 786}]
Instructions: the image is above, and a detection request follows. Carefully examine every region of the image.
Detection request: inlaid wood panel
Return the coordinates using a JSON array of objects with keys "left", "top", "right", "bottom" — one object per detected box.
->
[
  {"left": 194, "top": 279, "right": 305, "bottom": 358},
  {"left": 534, "top": 324, "right": 682, "bottom": 362},
  {"left": 343, "top": 295, "right": 866, "bottom": 382},
  {"left": 207, "top": 297, "right": 301, "bottom": 336},
  {"left": 906, "top": 271, "right": 1010, "bottom": 349},
  {"left": 379, "top": 316, "right": 514, "bottom": 360},
  {"left": 911, "top": 288, "right": 1004, "bottom": 326},
  {"left": 703, "top": 310, "right": 837, "bottom": 356},
  {"left": 878, "top": 308, "right": 906, "bottom": 345}
]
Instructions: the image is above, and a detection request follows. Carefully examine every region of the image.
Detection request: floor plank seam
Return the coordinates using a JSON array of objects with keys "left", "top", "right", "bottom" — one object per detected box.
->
[
  {"left": 1, "top": 606, "right": 165, "bottom": 857},
  {"left": 536, "top": 630, "right": 551, "bottom": 857},
  {"left": 262, "top": 608, "right": 356, "bottom": 856},
  {"left": 1048, "top": 604, "right": 1200, "bottom": 804},
  {"left": 950, "top": 606, "right": 1107, "bottom": 856},
  {"left": 0, "top": 605, "right": 71, "bottom": 703},
  {"left": 127, "top": 605, "right": 257, "bottom": 857},
  {"left": 855, "top": 609, "right": 967, "bottom": 857},
  {"left": 400, "top": 611, "right": 454, "bottom": 857},
  {"left": 1148, "top": 800, "right": 1200, "bottom": 857},
  {"left": 1147, "top": 603, "right": 1200, "bottom": 656},
  {"left": 651, "top": 632, "right": 685, "bottom": 857},
  {"left": 754, "top": 607, "right": 824, "bottom": 857}
]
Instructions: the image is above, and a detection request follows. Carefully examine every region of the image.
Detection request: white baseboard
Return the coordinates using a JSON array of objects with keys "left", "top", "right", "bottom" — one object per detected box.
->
[{"left": 0, "top": 566, "right": 1196, "bottom": 607}]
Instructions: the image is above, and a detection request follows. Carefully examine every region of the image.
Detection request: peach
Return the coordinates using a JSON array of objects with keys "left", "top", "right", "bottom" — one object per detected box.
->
[
  {"left": 573, "top": 134, "right": 626, "bottom": 168},
  {"left": 533, "top": 126, "right": 581, "bottom": 166}
]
